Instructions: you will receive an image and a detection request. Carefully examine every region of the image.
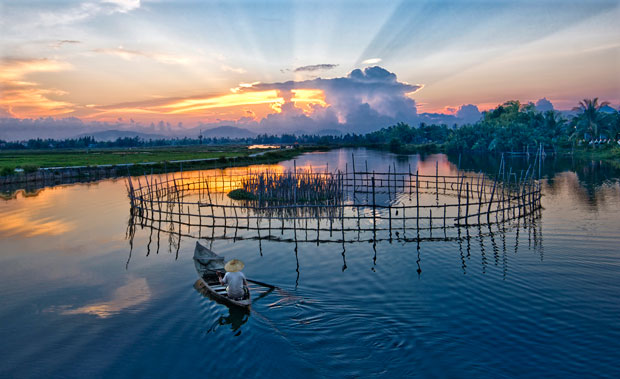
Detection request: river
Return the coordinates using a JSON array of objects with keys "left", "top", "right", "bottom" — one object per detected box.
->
[{"left": 1, "top": 148, "right": 619, "bottom": 377}]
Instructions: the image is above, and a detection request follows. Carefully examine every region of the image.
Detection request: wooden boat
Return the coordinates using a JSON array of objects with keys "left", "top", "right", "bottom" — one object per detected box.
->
[{"left": 193, "top": 240, "right": 252, "bottom": 310}]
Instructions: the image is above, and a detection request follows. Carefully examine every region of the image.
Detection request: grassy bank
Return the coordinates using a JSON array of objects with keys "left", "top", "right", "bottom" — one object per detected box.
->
[
  {"left": 124, "top": 145, "right": 330, "bottom": 176},
  {"left": 0, "top": 145, "right": 258, "bottom": 171},
  {"left": 571, "top": 146, "right": 620, "bottom": 168},
  {"left": 0, "top": 145, "right": 331, "bottom": 178}
]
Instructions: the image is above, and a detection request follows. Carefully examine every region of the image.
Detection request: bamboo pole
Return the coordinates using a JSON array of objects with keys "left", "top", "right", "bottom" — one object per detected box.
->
[
  {"left": 477, "top": 174, "right": 484, "bottom": 224},
  {"left": 429, "top": 209, "right": 433, "bottom": 238},
  {"left": 402, "top": 204, "right": 406, "bottom": 237},
  {"left": 435, "top": 160, "right": 439, "bottom": 204},
  {"left": 465, "top": 182, "right": 470, "bottom": 227},
  {"left": 416, "top": 170, "right": 420, "bottom": 231},
  {"left": 352, "top": 154, "right": 356, "bottom": 199},
  {"left": 408, "top": 164, "right": 412, "bottom": 200},
  {"left": 487, "top": 177, "right": 497, "bottom": 224},
  {"left": 388, "top": 165, "right": 392, "bottom": 202},
  {"left": 372, "top": 175, "right": 376, "bottom": 239}
]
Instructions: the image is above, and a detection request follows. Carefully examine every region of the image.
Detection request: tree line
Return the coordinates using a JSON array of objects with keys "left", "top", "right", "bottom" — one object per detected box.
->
[
  {"left": 1, "top": 98, "right": 618, "bottom": 153},
  {"left": 370, "top": 98, "right": 619, "bottom": 153},
  {"left": 0, "top": 133, "right": 365, "bottom": 150}
]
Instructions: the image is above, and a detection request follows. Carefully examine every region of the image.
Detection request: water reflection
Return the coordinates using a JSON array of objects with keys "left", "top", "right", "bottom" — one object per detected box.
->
[
  {"left": 3, "top": 152, "right": 617, "bottom": 213},
  {"left": 452, "top": 152, "right": 620, "bottom": 205},
  {"left": 2, "top": 148, "right": 619, "bottom": 377},
  {"left": 127, "top": 208, "right": 543, "bottom": 278},
  {"left": 0, "top": 210, "right": 74, "bottom": 237},
  {"left": 206, "top": 305, "right": 250, "bottom": 336},
  {"left": 123, "top": 150, "right": 547, "bottom": 278},
  {"left": 49, "top": 277, "right": 151, "bottom": 318},
  {"left": 0, "top": 171, "right": 121, "bottom": 200}
]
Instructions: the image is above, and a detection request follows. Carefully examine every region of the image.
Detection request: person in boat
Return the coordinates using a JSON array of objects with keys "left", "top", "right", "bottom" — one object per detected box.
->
[{"left": 217, "top": 259, "right": 248, "bottom": 300}]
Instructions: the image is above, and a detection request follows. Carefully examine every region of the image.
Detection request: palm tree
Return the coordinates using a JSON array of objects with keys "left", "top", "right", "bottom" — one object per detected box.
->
[{"left": 572, "top": 98, "right": 610, "bottom": 140}]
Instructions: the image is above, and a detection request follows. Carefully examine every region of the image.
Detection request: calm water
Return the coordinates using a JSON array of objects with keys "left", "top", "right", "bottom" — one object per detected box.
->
[{"left": 1, "top": 148, "right": 619, "bottom": 378}]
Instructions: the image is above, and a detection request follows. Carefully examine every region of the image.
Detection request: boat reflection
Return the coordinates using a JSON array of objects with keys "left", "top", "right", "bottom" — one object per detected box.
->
[
  {"left": 204, "top": 298, "right": 250, "bottom": 336},
  {"left": 193, "top": 278, "right": 250, "bottom": 335}
]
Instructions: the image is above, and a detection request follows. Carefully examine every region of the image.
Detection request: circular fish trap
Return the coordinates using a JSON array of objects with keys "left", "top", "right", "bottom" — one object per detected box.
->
[{"left": 126, "top": 163, "right": 542, "bottom": 245}]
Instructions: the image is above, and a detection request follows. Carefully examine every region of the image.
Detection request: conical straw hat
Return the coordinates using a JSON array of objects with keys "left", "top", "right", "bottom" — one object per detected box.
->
[{"left": 225, "top": 259, "right": 245, "bottom": 272}]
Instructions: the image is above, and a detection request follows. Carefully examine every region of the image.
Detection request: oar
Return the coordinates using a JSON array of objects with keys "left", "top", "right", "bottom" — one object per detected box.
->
[
  {"left": 247, "top": 278, "right": 280, "bottom": 290},
  {"left": 207, "top": 270, "right": 279, "bottom": 291},
  {"left": 252, "top": 287, "right": 275, "bottom": 303},
  {"left": 207, "top": 269, "right": 277, "bottom": 289},
  {"left": 248, "top": 279, "right": 304, "bottom": 305}
]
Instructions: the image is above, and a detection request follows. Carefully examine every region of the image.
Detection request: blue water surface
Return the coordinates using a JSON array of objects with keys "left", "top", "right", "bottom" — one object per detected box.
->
[{"left": 1, "top": 149, "right": 619, "bottom": 378}]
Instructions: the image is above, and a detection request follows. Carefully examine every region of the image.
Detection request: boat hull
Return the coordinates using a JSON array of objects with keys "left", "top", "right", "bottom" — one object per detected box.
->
[{"left": 193, "top": 240, "right": 251, "bottom": 310}]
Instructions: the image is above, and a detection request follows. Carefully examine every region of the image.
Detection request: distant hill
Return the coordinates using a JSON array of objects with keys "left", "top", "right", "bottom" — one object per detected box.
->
[
  {"left": 77, "top": 129, "right": 166, "bottom": 141},
  {"left": 197, "top": 126, "right": 257, "bottom": 139},
  {"left": 600, "top": 105, "right": 618, "bottom": 114}
]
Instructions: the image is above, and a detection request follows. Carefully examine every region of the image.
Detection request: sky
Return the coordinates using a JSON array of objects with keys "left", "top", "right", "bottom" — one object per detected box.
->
[{"left": 1, "top": 0, "right": 619, "bottom": 138}]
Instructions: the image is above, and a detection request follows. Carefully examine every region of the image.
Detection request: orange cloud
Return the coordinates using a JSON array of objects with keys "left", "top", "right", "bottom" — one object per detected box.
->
[
  {"left": 291, "top": 89, "right": 327, "bottom": 114},
  {"left": 84, "top": 90, "right": 294, "bottom": 121},
  {"left": 78, "top": 87, "right": 333, "bottom": 123},
  {"left": 0, "top": 58, "right": 74, "bottom": 117},
  {"left": 160, "top": 90, "right": 284, "bottom": 114}
]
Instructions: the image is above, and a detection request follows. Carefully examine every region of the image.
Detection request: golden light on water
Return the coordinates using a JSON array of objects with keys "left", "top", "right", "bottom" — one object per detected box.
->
[
  {"left": 0, "top": 211, "right": 74, "bottom": 237},
  {"left": 135, "top": 164, "right": 287, "bottom": 195},
  {"left": 59, "top": 277, "right": 151, "bottom": 318}
]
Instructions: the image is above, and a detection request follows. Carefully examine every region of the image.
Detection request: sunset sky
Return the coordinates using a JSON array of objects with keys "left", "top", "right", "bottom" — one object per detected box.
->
[{"left": 1, "top": 0, "right": 619, "bottom": 136}]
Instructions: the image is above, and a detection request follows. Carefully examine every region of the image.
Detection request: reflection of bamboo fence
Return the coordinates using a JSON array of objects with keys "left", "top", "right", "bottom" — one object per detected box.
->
[{"left": 126, "top": 155, "right": 543, "bottom": 244}]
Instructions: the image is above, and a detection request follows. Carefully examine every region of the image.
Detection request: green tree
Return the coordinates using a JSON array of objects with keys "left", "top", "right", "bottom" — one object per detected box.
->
[{"left": 571, "top": 98, "right": 610, "bottom": 140}]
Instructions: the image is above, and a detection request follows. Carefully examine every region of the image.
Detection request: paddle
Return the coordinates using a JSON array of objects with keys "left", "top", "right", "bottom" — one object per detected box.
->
[
  {"left": 208, "top": 266, "right": 281, "bottom": 292},
  {"left": 209, "top": 273, "right": 304, "bottom": 307},
  {"left": 247, "top": 278, "right": 280, "bottom": 290},
  {"left": 211, "top": 270, "right": 280, "bottom": 290}
]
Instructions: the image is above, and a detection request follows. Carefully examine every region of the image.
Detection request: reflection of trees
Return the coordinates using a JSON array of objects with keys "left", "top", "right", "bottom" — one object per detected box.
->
[
  {"left": 0, "top": 188, "right": 44, "bottom": 200},
  {"left": 0, "top": 170, "right": 121, "bottom": 199},
  {"left": 544, "top": 171, "right": 620, "bottom": 210},
  {"left": 448, "top": 153, "right": 620, "bottom": 208}
]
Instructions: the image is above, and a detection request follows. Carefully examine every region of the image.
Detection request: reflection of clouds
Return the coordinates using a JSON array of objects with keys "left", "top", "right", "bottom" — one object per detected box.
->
[
  {"left": 0, "top": 211, "right": 74, "bottom": 237},
  {"left": 414, "top": 154, "right": 454, "bottom": 175},
  {"left": 165, "top": 164, "right": 285, "bottom": 194},
  {"left": 544, "top": 171, "right": 620, "bottom": 210},
  {"left": 1, "top": 180, "right": 127, "bottom": 239},
  {"left": 60, "top": 277, "right": 151, "bottom": 318}
]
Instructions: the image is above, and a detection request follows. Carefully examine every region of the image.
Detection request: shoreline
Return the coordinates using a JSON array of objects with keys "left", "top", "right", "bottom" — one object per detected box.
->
[
  {"left": 2, "top": 142, "right": 619, "bottom": 190},
  {"left": 0, "top": 146, "right": 329, "bottom": 189}
]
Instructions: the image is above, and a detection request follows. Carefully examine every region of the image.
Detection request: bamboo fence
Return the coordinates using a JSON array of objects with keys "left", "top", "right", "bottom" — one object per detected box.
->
[{"left": 125, "top": 153, "right": 543, "bottom": 245}]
